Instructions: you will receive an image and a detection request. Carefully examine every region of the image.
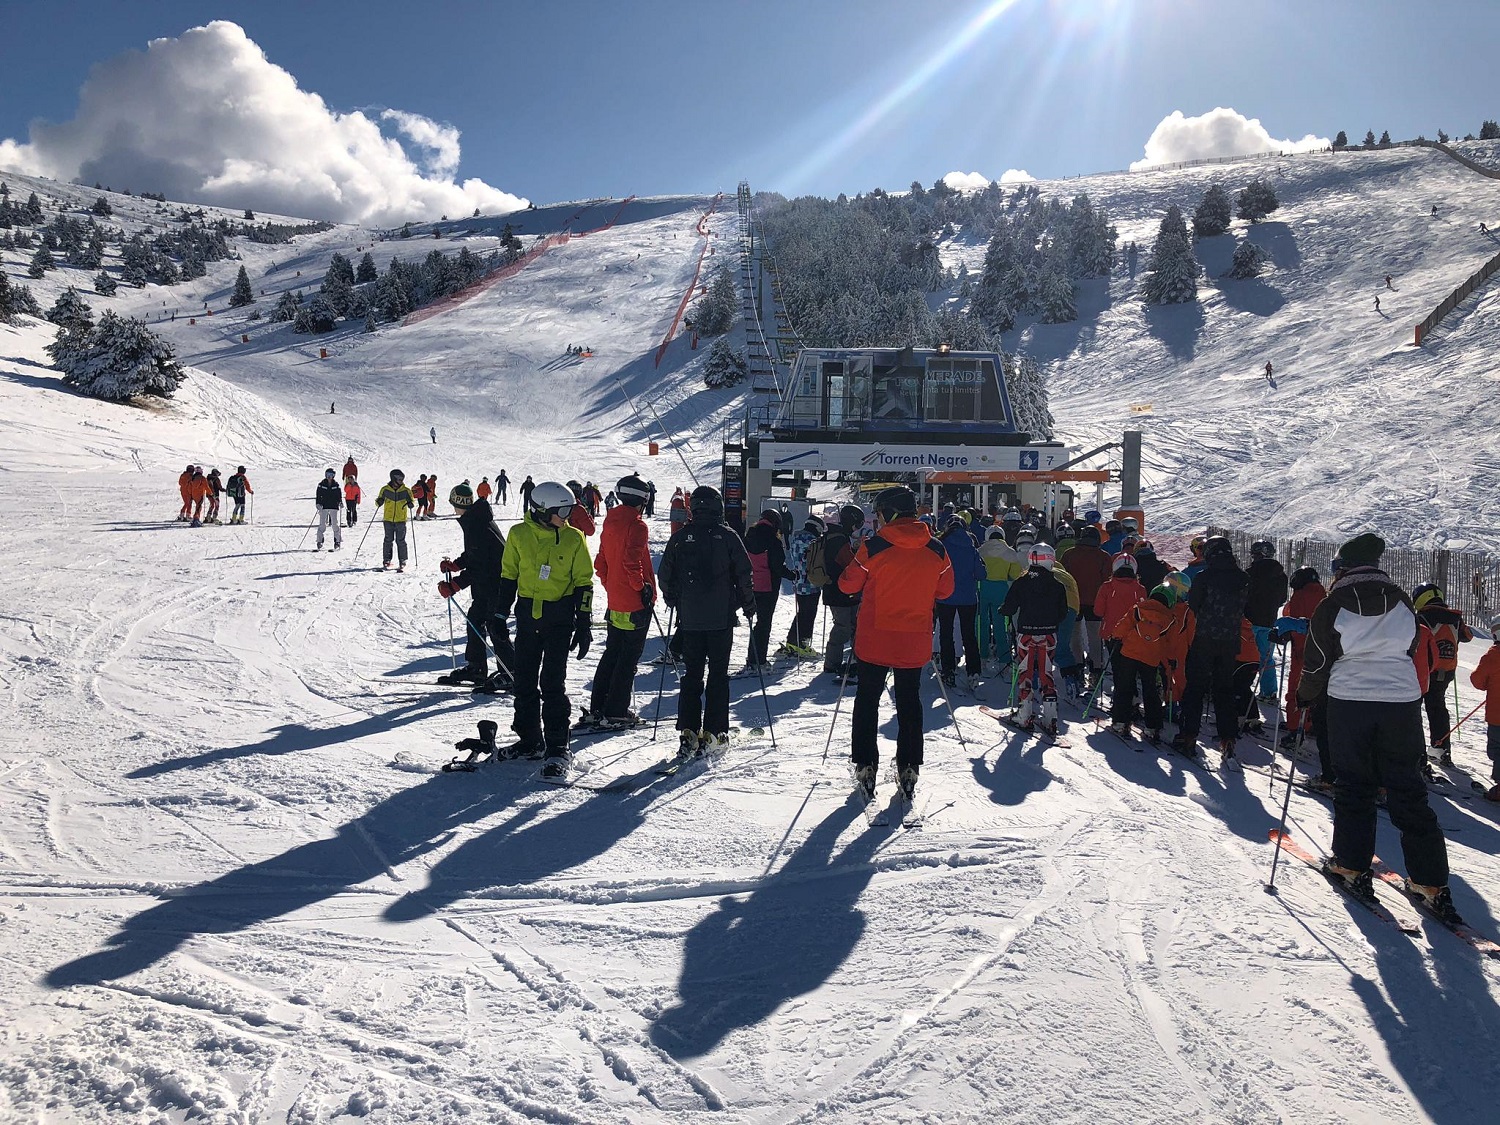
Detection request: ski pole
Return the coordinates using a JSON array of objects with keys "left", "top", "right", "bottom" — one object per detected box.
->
[
  {"left": 449, "top": 598, "right": 514, "bottom": 678},
  {"left": 296, "top": 510, "right": 317, "bottom": 551},
  {"left": 751, "top": 652, "right": 779, "bottom": 752},
  {"left": 928, "top": 660, "right": 969, "bottom": 752},
  {"left": 821, "top": 660, "right": 852, "bottom": 763},
  {"left": 447, "top": 594, "right": 458, "bottom": 671},
  {"left": 409, "top": 515, "right": 418, "bottom": 568},
  {"left": 651, "top": 606, "right": 675, "bottom": 741},
  {"left": 249, "top": 494, "right": 254, "bottom": 525},
  {"left": 1080, "top": 642, "right": 1112, "bottom": 721},
  {"left": 1432, "top": 698, "right": 1486, "bottom": 749},
  {"left": 353, "top": 515, "right": 377, "bottom": 560},
  {"left": 1266, "top": 636, "right": 1291, "bottom": 797},
  {"left": 1452, "top": 675, "right": 1463, "bottom": 749},
  {"left": 1265, "top": 734, "right": 1303, "bottom": 895}
]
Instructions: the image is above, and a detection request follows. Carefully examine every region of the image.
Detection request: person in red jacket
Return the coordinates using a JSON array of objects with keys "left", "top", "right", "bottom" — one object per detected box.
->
[
  {"left": 1108, "top": 585, "right": 1175, "bottom": 741},
  {"left": 1470, "top": 619, "right": 1500, "bottom": 801},
  {"left": 566, "top": 480, "right": 597, "bottom": 537},
  {"left": 1280, "top": 566, "right": 1327, "bottom": 735},
  {"left": 1061, "top": 524, "right": 1113, "bottom": 685},
  {"left": 1094, "top": 554, "right": 1147, "bottom": 639},
  {"left": 585, "top": 475, "right": 657, "bottom": 727},
  {"left": 1231, "top": 616, "right": 1263, "bottom": 734},
  {"left": 837, "top": 486, "right": 953, "bottom": 801}
]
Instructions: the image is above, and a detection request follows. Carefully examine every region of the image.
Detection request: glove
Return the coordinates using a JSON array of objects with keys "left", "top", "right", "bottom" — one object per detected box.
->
[
  {"left": 1105, "top": 637, "right": 1122, "bottom": 657},
  {"left": 569, "top": 614, "right": 592, "bottom": 659},
  {"left": 639, "top": 584, "right": 656, "bottom": 612},
  {"left": 440, "top": 558, "right": 459, "bottom": 574},
  {"left": 438, "top": 580, "right": 457, "bottom": 599},
  {"left": 742, "top": 601, "right": 757, "bottom": 619}
]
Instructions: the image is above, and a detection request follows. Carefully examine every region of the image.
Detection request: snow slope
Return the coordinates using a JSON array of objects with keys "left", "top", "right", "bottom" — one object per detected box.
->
[{"left": 4, "top": 160, "right": 1500, "bottom": 1122}]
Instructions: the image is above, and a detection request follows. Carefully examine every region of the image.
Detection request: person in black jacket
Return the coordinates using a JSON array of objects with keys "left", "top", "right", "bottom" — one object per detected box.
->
[
  {"left": 1245, "top": 540, "right": 1289, "bottom": 701},
  {"left": 999, "top": 544, "right": 1070, "bottom": 733},
  {"left": 1134, "top": 540, "right": 1172, "bottom": 592},
  {"left": 658, "top": 486, "right": 756, "bottom": 760},
  {"left": 820, "top": 505, "right": 866, "bottom": 677},
  {"left": 438, "top": 494, "right": 516, "bottom": 690},
  {"left": 314, "top": 468, "right": 343, "bottom": 550},
  {"left": 1177, "top": 536, "right": 1249, "bottom": 760}
]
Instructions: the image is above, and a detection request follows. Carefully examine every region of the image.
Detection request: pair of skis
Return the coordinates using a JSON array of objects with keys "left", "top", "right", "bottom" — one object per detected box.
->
[{"left": 978, "top": 705, "right": 1071, "bottom": 749}]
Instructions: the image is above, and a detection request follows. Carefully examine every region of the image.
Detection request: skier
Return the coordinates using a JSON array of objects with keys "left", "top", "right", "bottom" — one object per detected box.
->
[
  {"left": 1134, "top": 540, "right": 1173, "bottom": 593},
  {"left": 779, "top": 514, "right": 825, "bottom": 659},
  {"left": 645, "top": 480, "right": 656, "bottom": 517},
  {"left": 376, "top": 469, "right": 415, "bottom": 571},
  {"left": 837, "top": 486, "right": 954, "bottom": 799},
  {"left": 820, "top": 505, "right": 866, "bottom": 678},
  {"left": 1264, "top": 361, "right": 1273, "bottom": 382},
  {"left": 658, "top": 485, "right": 756, "bottom": 761},
  {"left": 604, "top": 490, "right": 618, "bottom": 511},
  {"left": 1375, "top": 294, "right": 1381, "bottom": 313},
  {"left": 936, "top": 514, "right": 983, "bottom": 687},
  {"left": 743, "top": 508, "right": 788, "bottom": 671},
  {"left": 1093, "top": 553, "right": 1147, "bottom": 643},
  {"left": 177, "top": 464, "right": 194, "bottom": 521},
  {"left": 496, "top": 469, "right": 510, "bottom": 505},
  {"left": 430, "top": 426, "right": 437, "bottom": 444},
  {"left": 998, "top": 543, "right": 1070, "bottom": 734},
  {"left": 187, "top": 466, "right": 210, "bottom": 526},
  {"left": 437, "top": 491, "right": 515, "bottom": 691},
  {"left": 1062, "top": 524, "right": 1113, "bottom": 685},
  {"left": 1181, "top": 535, "right": 1209, "bottom": 585},
  {"left": 584, "top": 475, "right": 656, "bottom": 727},
  {"left": 343, "top": 455, "right": 358, "bottom": 482},
  {"left": 412, "top": 475, "right": 429, "bottom": 520},
  {"left": 1299, "top": 533, "right": 1461, "bottom": 922},
  {"left": 978, "top": 527, "right": 1022, "bottom": 675},
  {"left": 343, "top": 475, "right": 361, "bottom": 527},
  {"left": 1279, "top": 565, "right": 1328, "bottom": 744},
  {"left": 496, "top": 481, "right": 595, "bottom": 777},
  {"left": 1246, "top": 540, "right": 1289, "bottom": 701},
  {"left": 1412, "top": 583, "right": 1474, "bottom": 762},
  {"left": 225, "top": 466, "right": 252, "bottom": 524},
  {"left": 1107, "top": 585, "right": 1175, "bottom": 741},
  {"left": 424, "top": 474, "right": 438, "bottom": 520},
  {"left": 205, "top": 469, "right": 223, "bottom": 524},
  {"left": 476, "top": 477, "right": 492, "bottom": 503},
  {"left": 565, "top": 481, "right": 596, "bottom": 537},
  {"left": 518, "top": 474, "right": 534, "bottom": 510},
  {"left": 314, "top": 469, "right": 343, "bottom": 550},
  {"left": 1469, "top": 620, "right": 1500, "bottom": 800},
  {"left": 1177, "top": 536, "right": 1249, "bottom": 762}
]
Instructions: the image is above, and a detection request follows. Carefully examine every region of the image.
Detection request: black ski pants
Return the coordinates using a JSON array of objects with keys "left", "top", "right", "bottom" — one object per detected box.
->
[
  {"left": 851, "top": 661, "right": 924, "bottom": 772},
  {"left": 1328, "top": 697, "right": 1448, "bottom": 887},
  {"left": 786, "top": 592, "right": 820, "bottom": 648},
  {"left": 1180, "top": 641, "right": 1239, "bottom": 743},
  {"left": 1422, "top": 670, "right": 1455, "bottom": 750},
  {"left": 1110, "top": 651, "right": 1163, "bottom": 729},
  {"left": 512, "top": 609, "right": 573, "bottom": 752},
  {"left": 678, "top": 628, "right": 733, "bottom": 736},
  {"left": 346, "top": 500, "right": 358, "bottom": 526},
  {"left": 935, "top": 603, "right": 980, "bottom": 676},
  {"left": 591, "top": 613, "right": 648, "bottom": 719},
  {"left": 465, "top": 586, "right": 515, "bottom": 680},
  {"left": 748, "top": 591, "right": 778, "bottom": 665},
  {"left": 381, "top": 521, "right": 408, "bottom": 565}
]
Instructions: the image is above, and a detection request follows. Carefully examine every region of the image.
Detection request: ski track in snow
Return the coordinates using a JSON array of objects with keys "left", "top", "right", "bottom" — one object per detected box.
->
[{"left": 2, "top": 168, "right": 1500, "bottom": 1121}]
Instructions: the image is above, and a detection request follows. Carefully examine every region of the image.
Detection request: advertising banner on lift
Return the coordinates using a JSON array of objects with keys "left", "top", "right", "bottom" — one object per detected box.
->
[{"left": 759, "top": 442, "right": 1067, "bottom": 473}]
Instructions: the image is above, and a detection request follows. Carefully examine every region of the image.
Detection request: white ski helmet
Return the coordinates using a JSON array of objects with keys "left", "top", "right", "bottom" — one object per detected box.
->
[
  {"left": 528, "top": 481, "right": 576, "bottom": 520},
  {"left": 1028, "top": 543, "right": 1056, "bottom": 570}
]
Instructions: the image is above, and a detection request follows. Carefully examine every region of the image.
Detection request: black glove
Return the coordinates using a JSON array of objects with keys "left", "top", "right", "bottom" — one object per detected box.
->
[
  {"left": 1106, "top": 638, "right": 1122, "bottom": 657},
  {"left": 569, "top": 613, "right": 592, "bottom": 659},
  {"left": 640, "top": 584, "right": 656, "bottom": 612},
  {"left": 742, "top": 601, "right": 757, "bottom": 619}
]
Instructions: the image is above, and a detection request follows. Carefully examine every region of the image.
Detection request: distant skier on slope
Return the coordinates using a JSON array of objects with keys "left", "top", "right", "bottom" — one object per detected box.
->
[
  {"left": 518, "top": 474, "right": 534, "bottom": 510},
  {"left": 430, "top": 426, "right": 437, "bottom": 444},
  {"left": 496, "top": 469, "right": 510, "bottom": 505},
  {"left": 225, "top": 466, "right": 253, "bottom": 525}
]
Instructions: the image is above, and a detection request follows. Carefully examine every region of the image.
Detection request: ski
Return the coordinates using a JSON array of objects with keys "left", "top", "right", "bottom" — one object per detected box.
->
[
  {"left": 1369, "top": 860, "right": 1500, "bottom": 957},
  {"left": 978, "top": 706, "right": 1072, "bottom": 748},
  {"left": 1268, "top": 830, "right": 1421, "bottom": 936}
]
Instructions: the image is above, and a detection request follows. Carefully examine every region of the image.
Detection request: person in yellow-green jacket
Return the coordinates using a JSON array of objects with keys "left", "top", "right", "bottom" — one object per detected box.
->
[
  {"left": 376, "top": 469, "right": 416, "bottom": 571},
  {"left": 496, "top": 480, "right": 595, "bottom": 778},
  {"left": 977, "top": 527, "right": 1023, "bottom": 673}
]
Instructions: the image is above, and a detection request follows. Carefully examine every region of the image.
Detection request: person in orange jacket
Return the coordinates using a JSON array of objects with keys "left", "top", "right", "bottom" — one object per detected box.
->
[
  {"left": 1106, "top": 585, "right": 1176, "bottom": 741},
  {"left": 476, "top": 477, "right": 492, "bottom": 503},
  {"left": 187, "top": 466, "right": 211, "bottom": 526},
  {"left": 584, "top": 475, "right": 656, "bottom": 727},
  {"left": 343, "top": 477, "right": 362, "bottom": 527},
  {"left": 1231, "top": 616, "right": 1263, "bottom": 734},
  {"left": 1162, "top": 573, "right": 1196, "bottom": 710},
  {"left": 1094, "top": 554, "right": 1147, "bottom": 639},
  {"left": 837, "top": 486, "right": 954, "bottom": 801},
  {"left": 177, "top": 464, "right": 194, "bottom": 520},
  {"left": 1470, "top": 619, "right": 1500, "bottom": 801},
  {"left": 424, "top": 474, "right": 438, "bottom": 519}
]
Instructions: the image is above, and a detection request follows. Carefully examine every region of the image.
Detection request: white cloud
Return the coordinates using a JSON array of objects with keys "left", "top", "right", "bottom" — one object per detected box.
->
[
  {"left": 1130, "top": 108, "right": 1328, "bottom": 171},
  {"left": 0, "top": 21, "right": 526, "bottom": 225},
  {"left": 942, "top": 168, "right": 1033, "bottom": 193}
]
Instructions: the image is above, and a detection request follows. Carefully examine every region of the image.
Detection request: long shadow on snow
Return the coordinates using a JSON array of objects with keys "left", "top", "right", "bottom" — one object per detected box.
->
[
  {"left": 1143, "top": 300, "right": 1206, "bottom": 362},
  {"left": 1214, "top": 277, "right": 1286, "bottom": 318},
  {"left": 649, "top": 801, "right": 880, "bottom": 1058},
  {"left": 970, "top": 731, "right": 1055, "bottom": 806},
  {"left": 1004, "top": 277, "right": 1113, "bottom": 367},
  {"left": 46, "top": 773, "right": 523, "bottom": 988},
  {"left": 126, "top": 695, "right": 472, "bottom": 779}
]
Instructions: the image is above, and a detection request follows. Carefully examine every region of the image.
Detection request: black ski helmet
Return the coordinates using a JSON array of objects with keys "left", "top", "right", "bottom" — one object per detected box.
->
[
  {"left": 1078, "top": 524, "right": 1101, "bottom": 546},
  {"left": 1250, "top": 539, "right": 1276, "bottom": 560},
  {"left": 874, "top": 486, "right": 917, "bottom": 520},
  {"left": 1290, "top": 566, "right": 1320, "bottom": 590},
  {"left": 615, "top": 474, "right": 650, "bottom": 507},
  {"left": 689, "top": 485, "right": 724, "bottom": 521},
  {"left": 236, "top": 465, "right": 246, "bottom": 474},
  {"left": 839, "top": 504, "right": 866, "bottom": 531},
  {"left": 759, "top": 508, "right": 782, "bottom": 532},
  {"left": 1203, "top": 535, "right": 1233, "bottom": 560}
]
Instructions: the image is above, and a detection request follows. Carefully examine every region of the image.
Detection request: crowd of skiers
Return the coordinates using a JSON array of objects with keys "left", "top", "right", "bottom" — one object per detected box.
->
[{"left": 176, "top": 464, "right": 252, "bottom": 526}]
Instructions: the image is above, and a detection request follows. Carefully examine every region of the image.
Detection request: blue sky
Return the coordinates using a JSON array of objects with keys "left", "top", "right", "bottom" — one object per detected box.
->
[{"left": 3, "top": 0, "right": 1500, "bottom": 220}]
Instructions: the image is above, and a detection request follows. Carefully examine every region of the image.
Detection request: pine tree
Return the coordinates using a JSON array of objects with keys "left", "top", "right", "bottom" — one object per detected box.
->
[
  {"left": 24, "top": 192, "right": 43, "bottom": 222},
  {"left": 270, "top": 289, "right": 302, "bottom": 322},
  {"left": 1364, "top": 130, "right": 1377, "bottom": 148},
  {"left": 1141, "top": 204, "right": 1199, "bottom": 305},
  {"left": 47, "top": 311, "right": 185, "bottom": 401},
  {"left": 1037, "top": 266, "right": 1077, "bottom": 324},
  {"left": 356, "top": 252, "right": 378, "bottom": 283},
  {"left": 702, "top": 336, "right": 748, "bottom": 388},
  {"left": 229, "top": 265, "right": 255, "bottom": 307},
  {"left": 326, "top": 252, "right": 355, "bottom": 287},
  {"left": 1235, "top": 179, "right": 1280, "bottom": 223},
  {"left": 690, "top": 264, "right": 738, "bottom": 336},
  {"left": 1438, "top": 129, "right": 1449, "bottom": 143},
  {"left": 1192, "top": 184, "right": 1232, "bottom": 237},
  {"left": 93, "top": 271, "right": 118, "bottom": 296},
  {"left": 1225, "top": 239, "right": 1269, "bottom": 279},
  {"left": 244, "top": 209, "right": 255, "bottom": 220},
  {"left": 1378, "top": 130, "right": 1392, "bottom": 148},
  {"left": 0, "top": 272, "right": 43, "bottom": 322},
  {"left": 292, "top": 294, "right": 338, "bottom": 333},
  {"left": 1334, "top": 130, "right": 1348, "bottom": 149},
  {"left": 1481, "top": 120, "right": 1500, "bottom": 141},
  {"left": 28, "top": 244, "right": 54, "bottom": 278},
  {"left": 46, "top": 287, "right": 94, "bottom": 334},
  {"left": 90, "top": 196, "right": 112, "bottom": 217}
]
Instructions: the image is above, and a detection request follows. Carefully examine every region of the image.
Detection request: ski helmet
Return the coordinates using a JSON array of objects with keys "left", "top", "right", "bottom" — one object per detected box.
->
[
  {"left": 759, "top": 508, "right": 782, "bottom": 532},
  {"left": 236, "top": 466, "right": 246, "bottom": 474},
  {"left": 689, "top": 485, "right": 724, "bottom": 521},
  {"left": 1028, "top": 543, "right": 1055, "bottom": 570},
  {"left": 565, "top": 480, "right": 584, "bottom": 501},
  {"left": 1135, "top": 539, "right": 1156, "bottom": 556},
  {"left": 1105, "top": 519, "right": 1122, "bottom": 534},
  {"left": 390, "top": 468, "right": 405, "bottom": 481},
  {"left": 185, "top": 463, "right": 194, "bottom": 472},
  {"left": 1490, "top": 613, "right": 1500, "bottom": 636},
  {"left": 1290, "top": 566, "right": 1320, "bottom": 589},
  {"left": 1002, "top": 508, "right": 1021, "bottom": 523},
  {"left": 1165, "top": 571, "right": 1190, "bottom": 599},
  {"left": 324, "top": 468, "right": 336, "bottom": 479},
  {"left": 1079, "top": 524, "right": 1101, "bottom": 545},
  {"left": 1203, "top": 535, "right": 1233, "bottom": 560},
  {"left": 1015, "top": 525, "right": 1038, "bottom": 547},
  {"left": 1150, "top": 584, "right": 1177, "bottom": 608},
  {"left": 1190, "top": 534, "right": 1206, "bottom": 559},
  {"left": 839, "top": 504, "right": 866, "bottom": 530},
  {"left": 615, "top": 474, "right": 650, "bottom": 507},
  {"left": 874, "top": 486, "right": 917, "bottom": 520},
  {"left": 1411, "top": 583, "right": 1445, "bottom": 612},
  {"left": 528, "top": 481, "right": 575, "bottom": 522},
  {"left": 1250, "top": 539, "right": 1276, "bottom": 560},
  {"left": 1113, "top": 552, "right": 1138, "bottom": 573},
  {"left": 1084, "top": 509, "right": 1101, "bottom": 524},
  {"left": 1121, "top": 516, "right": 1139, "bottom": 533},
  {"left": 804, "top": 514, "right": 827, "bottom": 535}
]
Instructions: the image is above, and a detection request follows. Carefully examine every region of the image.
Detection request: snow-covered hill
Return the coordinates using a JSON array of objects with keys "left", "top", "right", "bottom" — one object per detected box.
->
[{"left": 4, "top": 154, "right": 1500, "bottom": 1124}]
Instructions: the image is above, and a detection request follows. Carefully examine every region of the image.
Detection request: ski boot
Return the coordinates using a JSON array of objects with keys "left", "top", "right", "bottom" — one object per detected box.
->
[
  {"left": 1407, "top": 881, "right": 1465, "bottom": 925},
  {"left": 498, "top": 738, "right": 545, "bottom": 761},
  {"left": 1218, "top": 738, "right": 1238, "bottom": 766},
  {"left": 573, "top": 707, "right": 602, "bottom": 731},
  {"left": 1013, "top": 696, "right": 1037, "bottom": 731},
  {"left": 540, "top": 751, "right": 572, "bottom": 781},
  {"left": 698, "top": 731, "right": 730, "bottom": 758},
  {"left": 852, "top": 762, "right": 877, "bottom": 801},
  {"left": 1142, "top": 728, "right": 1161, "bottom": 746},
  {"left": 1173, "top": 731, "right": 1200, "bottom": 760},
  {"left": 1320, "top": 858, "right": 1376, "bottom": 903},
  {"left": 1110, "top": 721, "right": 1132, "bottom": 740},
  {"left": 1040, "top": 695, "right": 1059, "bottom": 737},
  {"left": 599, "top": 711, "right": 643, "bottom": 731},
  {"left": 437, "top": 665, "right": 485, "bottom": 687},
  {"left": 898, "top": 766, "right": 919, "bottom": 801},
  {"left": 1485, "top": 783, "right": 1500, "bottom": 803},
  {"left": 675, "top": 730, "right": 702, "bottom": 763},
  {"left": 1438, "top": 748, "right": 1454, "bottom": 767},
  {"left": 1304, "top": 774, "right": 1336, "bottom": 795}
]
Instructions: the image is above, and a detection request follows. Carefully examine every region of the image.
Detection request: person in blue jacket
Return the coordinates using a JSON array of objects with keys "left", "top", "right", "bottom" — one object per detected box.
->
[{"left": 936, "top": 514, "right": 983, "bottom": 685}]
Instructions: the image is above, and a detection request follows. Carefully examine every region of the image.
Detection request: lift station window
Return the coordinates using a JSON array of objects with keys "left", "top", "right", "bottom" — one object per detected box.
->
[{"left": 924, "top": 358, "right": 1003, "bottom": 424}]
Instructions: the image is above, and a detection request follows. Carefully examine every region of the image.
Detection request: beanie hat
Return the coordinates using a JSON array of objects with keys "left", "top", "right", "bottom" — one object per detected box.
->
[
  {"left": 615, "top": 474, "right": 650, "bottom": 506},
  {"left": 1338, "top": 533, "right": 1385, "bottom": 567},
  {"left": 449, "top": 481, "right": 475, "bottom": 509}
]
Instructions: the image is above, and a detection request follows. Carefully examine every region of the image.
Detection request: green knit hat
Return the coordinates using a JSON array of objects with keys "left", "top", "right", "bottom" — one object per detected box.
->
[
  {"left": 1337, "top": 532, "right": 1385, "bottom": 567},
  {"left": 448, "top": 481, "right": 475, "bottom": 509}
]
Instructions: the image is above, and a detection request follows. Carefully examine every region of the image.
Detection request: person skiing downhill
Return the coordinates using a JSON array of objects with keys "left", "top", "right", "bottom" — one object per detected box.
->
[
  {"left": 1000, "top": 543, "right": 1070, "bottom": 735},
  {"left": 497, "top": 481, "right": 595, "bottom": 777},
  {"left": 376, "top": 470, "right": 415, "bottom": 571},
  {"left": 438, "top": 492, "right": 516, "bottom": 691},
  {"left": 837, "top": 486, "right": 954, "bottom": 800},
  {"left": 584, "top": 474, "right": 657, "bottom": 728},
  {"left": 496, "top": 469, "right": 510, "bottom": 505},
  {"left": 314, "top": 469, "right": 343, "bottom": 550}
]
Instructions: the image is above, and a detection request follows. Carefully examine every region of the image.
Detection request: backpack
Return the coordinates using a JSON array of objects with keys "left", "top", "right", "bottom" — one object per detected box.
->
[
  {"left": 1430, "top": 620, "right": 1461, "bottom": 673},
  {"left": 805, "top": 533, "right": 833, "bottom": 588}
]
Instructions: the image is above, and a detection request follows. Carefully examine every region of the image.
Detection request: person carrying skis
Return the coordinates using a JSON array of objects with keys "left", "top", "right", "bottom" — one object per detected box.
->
[
  {"left": 1469, "top": 618, "right": 1500, "bottom": 801},
  {"left": 658, "top": 485, "right": 756, "bottom": 761},
  {"left": 837, "top": 486, "right": 953, "bottom": 800},
  {"left": 438, "top": 491, "right": 516, "bottom": 691},
  {"left": 376, "top": 470, "right": 415, "bottom": 570},
  {"left": 342, "top": 455, "right": 358, "bottom": 482},
  {"left": 518, "top": 474, "right": 534, "bottom": 510},
  {"left": 1412, "top": 583, "right": 1474, "bottom": 762},
  {"left": 1107, "top": 584, "right": 1175, "bottom": 742},
  {"left": 1245, "top": 540, "right": 1289, "bottom": 701},
  {"left": 820, "top": 505, "right": 866, "bottom": 678},
  {"left": 999, "top": 543, "right": 1070, "bottom": 735},
  {"left": 177, "top": 464, "right": 194, "bottom": 521},
  {"left": 497, "top": 481, "right": 595, "bottom": 777},
  {"left": 1177, "top": 536, "right": 1249, "bottom": 762},
  {"left": 343, "top": 475, "right": 361, "bottom": 527},
  {"left": 585, "top": 474, "right": 656, "bottom": 727},
  {"left": 1299, "top": 533, "right": 1462, "bottom": 922},
  {"left": 496, "top": 469, "right": 510, "bottom": 505},
  {"left": 314, "top": 468, "right": 343, "bottom": 550},
  {"left": 743, "top": 509, "right": 790, "bottom": 671},
  {"left": 936, "top": 514, "right": 983, "bottom": 687},
  {"left": 779, "top": 514, "right": 825, "bottom": 659},
  {"left": 1062, "top": 523, "right": 1113, "bottom": 686},
  {"left": 225, "top": 466, "right": 252, "bottom": 524}
]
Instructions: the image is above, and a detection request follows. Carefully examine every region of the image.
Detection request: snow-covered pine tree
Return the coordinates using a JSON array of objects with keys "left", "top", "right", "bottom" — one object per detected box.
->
[
  {"left": 690, "top": 264, "right": 737, "bottom": 336},
  {"left": 292, "top": 294, "right": 338, "bottom": 334},
  {"left": 229, "top": 265, "right": 255, "bottom": 307},
  {"left": 356, "top": 252, "right": 378, "bottom": 284},
  {"left": 1225, "top": 239, "right": 1269, "bottom": 279},
  {"left": 270, "top": 289, "right": 302, "bottom": 322},
  {"left": 93, "top": 271, "right": 117, "bottom": 296},
  {"left": 49, "top": 311, "right": 185, "bottom": 401},
  {"left": 28, "top": 244, "right": 54, "bottom": 278},
  {"left": 702, "top": 336, "right": 749, "bottom": 388},
  {"left": 1141, "top": 204, "right": 1199, "bottom": 305},
  {"left": 1235, "top": 179, "right": 1280, "bottom": 223},
  {"left": 1438, "top": 129, "right": 1449, "bottom": 143},
  {"left": 326, "top": 252, "right": 355, "bottom": 287},
  {"left": 0, "top": 272, "right": 43, "bottom": 322},
  {"left": 1037, "top": 265, "right": 1077, "bottom": 324},
  {"left": 1003, "top": 352, "right": 1053, "bottom": 441},
  {"left": 1192, "top": 184, "right": 1232, "bottom": 237},
  {"left": 46, "top": 287, "right": 94, "bottom": 334}
]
